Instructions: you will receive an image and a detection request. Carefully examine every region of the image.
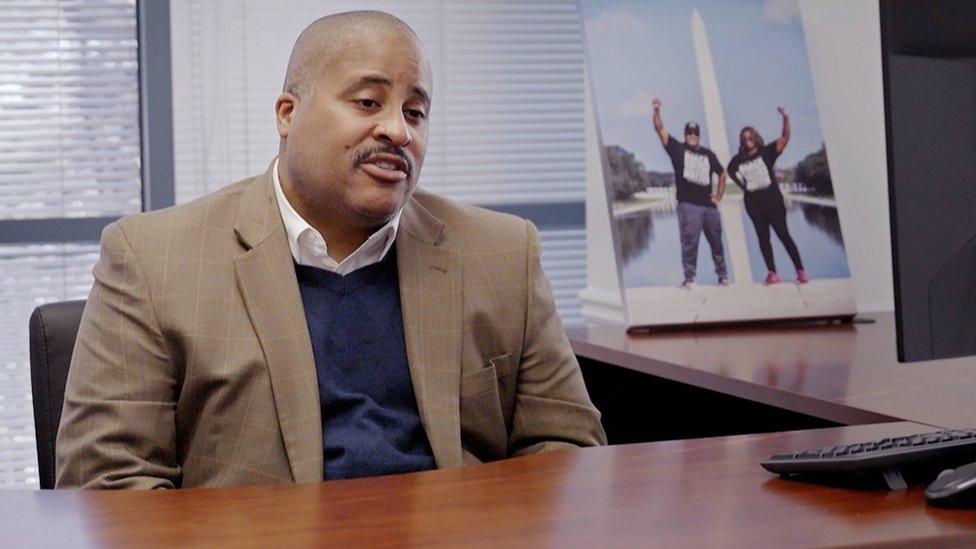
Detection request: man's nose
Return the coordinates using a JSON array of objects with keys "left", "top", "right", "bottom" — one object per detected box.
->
[{"left": 374, "top": 108, "right": 412, "bottom": 147}]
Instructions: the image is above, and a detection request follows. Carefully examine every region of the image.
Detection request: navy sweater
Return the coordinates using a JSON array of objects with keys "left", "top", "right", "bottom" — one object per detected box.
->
[{"left": 294, "top": 250, "right": 436, "bottom": 480}]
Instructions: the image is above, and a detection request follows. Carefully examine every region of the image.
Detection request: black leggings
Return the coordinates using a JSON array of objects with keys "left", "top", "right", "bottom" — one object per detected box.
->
[{"left": 744, "top": 191, "right": 803, "bottom": 272}]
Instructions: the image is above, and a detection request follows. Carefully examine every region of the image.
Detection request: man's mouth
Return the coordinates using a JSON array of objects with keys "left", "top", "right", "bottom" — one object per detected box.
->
[{"left": 357, "top": 152, "right": 410, "bottom": 183}]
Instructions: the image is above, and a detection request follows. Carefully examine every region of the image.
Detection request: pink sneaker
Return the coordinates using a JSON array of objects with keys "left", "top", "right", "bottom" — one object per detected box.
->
[
  {"left": 796, "top": 269, "right": 810, "bottom": 284},
  {"left": 763, "top": 271, "right": 781, "bottom": 285}
]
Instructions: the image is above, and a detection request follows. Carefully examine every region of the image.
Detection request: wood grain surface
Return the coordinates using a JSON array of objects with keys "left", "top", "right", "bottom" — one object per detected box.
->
[
  {"left": 568, "top": 314, "right": 976, "bottom": 428},
  {"left": 18, "top": 314, "right": 976, "bottom": 546},
  {"left": 7, "top": 422, "right": 976, "bottom": 547}
]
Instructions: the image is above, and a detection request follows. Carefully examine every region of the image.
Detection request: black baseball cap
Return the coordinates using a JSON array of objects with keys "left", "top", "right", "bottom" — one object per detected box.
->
[{"left": 684, "top": 122, "right": 700, "bottom": 136}]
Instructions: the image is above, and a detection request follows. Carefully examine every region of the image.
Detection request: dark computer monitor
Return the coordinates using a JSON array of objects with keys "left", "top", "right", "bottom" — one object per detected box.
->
[{"left": 881, "top": 0, "right": 976, "bottom": 362}]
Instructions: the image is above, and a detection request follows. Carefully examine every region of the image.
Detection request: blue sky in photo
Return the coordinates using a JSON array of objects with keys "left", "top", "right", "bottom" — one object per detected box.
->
[{"left": 581, "top": 0, "right": 825, "bottom": 171}]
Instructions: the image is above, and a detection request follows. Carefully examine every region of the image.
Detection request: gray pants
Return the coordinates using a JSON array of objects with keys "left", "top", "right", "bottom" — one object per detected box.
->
[{"left": 676, "top": 202, "right": 727, "bottom": 282}]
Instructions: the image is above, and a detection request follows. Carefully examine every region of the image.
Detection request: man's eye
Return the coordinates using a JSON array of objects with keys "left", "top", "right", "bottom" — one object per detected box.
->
[
  {"left": 405, "top": 109, "right": 426, "bottom": 120},
  {"left": 357, "top": 99, "right": 378, "bottom": 108}
]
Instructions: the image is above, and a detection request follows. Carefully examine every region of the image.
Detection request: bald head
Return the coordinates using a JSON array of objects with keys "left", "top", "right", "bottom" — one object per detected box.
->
[
  {"left": 274, "top": 10, "right": 432, "bottom": 249},
  {"left": 283, "top": 11, "right": 424, "bottom": 101}
]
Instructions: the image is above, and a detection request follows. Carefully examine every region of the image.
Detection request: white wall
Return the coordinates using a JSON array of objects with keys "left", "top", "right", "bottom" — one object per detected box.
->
[{"left": 800, "top": 0, "right": 894, "bottom": 312}]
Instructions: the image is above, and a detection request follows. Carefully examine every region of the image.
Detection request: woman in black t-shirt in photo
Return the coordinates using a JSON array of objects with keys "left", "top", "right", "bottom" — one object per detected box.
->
[{"left": 727, "top": 107, "right": 809, "bottom": 285}]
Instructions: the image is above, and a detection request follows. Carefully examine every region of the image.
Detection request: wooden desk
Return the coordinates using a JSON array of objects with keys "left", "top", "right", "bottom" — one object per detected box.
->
[
  {"left": 568, "top": 313, "right": 976, "bottom": 430},
  {"left": 8, "top": 422, "right": 976, "bottom": 547},
  {"left": 12, "top": 313, "right": 975, "bottom": 545}
]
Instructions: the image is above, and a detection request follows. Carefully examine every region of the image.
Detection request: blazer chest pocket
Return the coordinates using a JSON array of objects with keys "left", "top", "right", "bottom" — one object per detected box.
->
[{"left": 459, "top": 353, "right": 511, "bottom": 459}]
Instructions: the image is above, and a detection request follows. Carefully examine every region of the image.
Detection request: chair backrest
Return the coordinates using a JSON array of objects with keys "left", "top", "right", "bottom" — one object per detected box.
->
[{"left": 28, "top": 300, "right": 86, "bottom": 489}]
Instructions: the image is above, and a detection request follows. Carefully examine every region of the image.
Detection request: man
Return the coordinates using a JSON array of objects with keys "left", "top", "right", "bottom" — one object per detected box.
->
[
  {"left": 651, "top": 98, "right": 728, "bottom": 288},
  {"left": 56, "top": 11, "right": 605, "bottom": 489}
]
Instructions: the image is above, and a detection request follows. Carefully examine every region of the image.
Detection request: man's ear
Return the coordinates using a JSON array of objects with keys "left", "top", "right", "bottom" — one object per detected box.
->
[{"left": 275, "top": 92, "right": 297, "bottom": 138}]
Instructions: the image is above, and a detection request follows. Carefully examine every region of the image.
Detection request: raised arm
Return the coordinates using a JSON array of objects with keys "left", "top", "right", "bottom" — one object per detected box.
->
[
  {"left": 652, "top": 97, "right": 669, "bottom": 147},
  {"left": 775, "top": 106, "right": 790, "bottom": 153}
]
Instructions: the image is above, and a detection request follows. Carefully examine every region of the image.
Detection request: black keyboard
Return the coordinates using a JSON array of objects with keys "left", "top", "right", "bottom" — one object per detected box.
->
[{"left": 761, "top": 428, "right": 976, "bottom": 490}]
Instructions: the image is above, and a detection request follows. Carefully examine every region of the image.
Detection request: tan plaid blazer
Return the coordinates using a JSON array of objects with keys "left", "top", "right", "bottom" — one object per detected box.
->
[{"left": 55, "top": 161, "right": 606, "bottom": 489}]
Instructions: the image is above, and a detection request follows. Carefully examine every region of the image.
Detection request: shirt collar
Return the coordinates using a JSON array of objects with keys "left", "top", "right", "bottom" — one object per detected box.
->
[{"left": 272, "top": 158, "right": 401, "bottom": 274}]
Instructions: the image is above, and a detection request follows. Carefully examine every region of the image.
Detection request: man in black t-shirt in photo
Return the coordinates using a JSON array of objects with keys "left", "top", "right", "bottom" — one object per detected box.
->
[{"left": 652, "top": 97, "right": 728, "bottom": 288}]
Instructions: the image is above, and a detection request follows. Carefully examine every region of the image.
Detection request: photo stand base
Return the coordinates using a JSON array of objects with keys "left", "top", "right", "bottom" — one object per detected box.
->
[{"left": 627, "top": 314, "right": 856, "bottom": 334}]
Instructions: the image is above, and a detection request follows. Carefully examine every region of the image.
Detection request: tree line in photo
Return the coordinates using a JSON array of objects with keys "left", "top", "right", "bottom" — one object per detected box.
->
[{"left": 606, "top": 142, "right": 832, "bottom": 202}]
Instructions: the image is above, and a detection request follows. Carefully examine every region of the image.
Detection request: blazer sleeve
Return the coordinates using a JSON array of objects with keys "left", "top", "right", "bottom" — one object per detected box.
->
[
  {"left": 55, "top": 221, "right": 181, "bottom": 489},
  {"left": 507, "top": 220, "right": 608, "bottom": 456}
]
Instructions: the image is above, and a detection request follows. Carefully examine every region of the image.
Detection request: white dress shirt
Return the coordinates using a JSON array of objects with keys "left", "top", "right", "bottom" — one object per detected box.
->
[{"left": 272, "top": 159, "right": 401, "bottom": 275}]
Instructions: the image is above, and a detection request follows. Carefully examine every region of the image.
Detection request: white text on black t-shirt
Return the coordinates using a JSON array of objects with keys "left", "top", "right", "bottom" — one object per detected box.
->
[
  {"left": 682, "top": 150, "right": 712, "bottom": 187},
  {"left": 736, "top": 157, "right": 772, "bottom": 191}
]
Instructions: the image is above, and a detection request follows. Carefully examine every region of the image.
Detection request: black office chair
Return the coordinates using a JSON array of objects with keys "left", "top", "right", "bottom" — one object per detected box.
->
[{"left": 28, "top": 300, "right": 86, "bottom": 489}]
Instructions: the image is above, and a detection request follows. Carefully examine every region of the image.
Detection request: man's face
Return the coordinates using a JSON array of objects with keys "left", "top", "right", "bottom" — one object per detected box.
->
[
  {"left": 279, "top": 30, "right": 432, "bottom": 228},
  {"left": 685, "top": 132, "right": 700, "bottom": 149}
]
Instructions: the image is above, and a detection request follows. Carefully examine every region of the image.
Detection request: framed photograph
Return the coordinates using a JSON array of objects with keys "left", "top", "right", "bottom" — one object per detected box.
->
[{"left": 581, "top": 0, "right": 857, "bottom": 328}]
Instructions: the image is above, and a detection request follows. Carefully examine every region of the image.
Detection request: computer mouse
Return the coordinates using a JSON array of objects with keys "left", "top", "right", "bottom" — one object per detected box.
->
[{"left": 925, "top": 461, "right": 976, "bottom": 508}]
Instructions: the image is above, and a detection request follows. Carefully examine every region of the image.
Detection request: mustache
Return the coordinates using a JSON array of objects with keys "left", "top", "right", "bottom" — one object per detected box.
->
[{"left": 353, "top": 145, "right": 413, "bottom": 175}]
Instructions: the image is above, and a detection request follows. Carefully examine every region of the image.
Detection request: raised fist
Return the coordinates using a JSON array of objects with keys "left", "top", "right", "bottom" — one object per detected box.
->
[
  {"left": 778, "top": 106, "right": 789, "bottom": 117},
  {"left": 652, "top": 98, "right": 662, "bottom": 111}
]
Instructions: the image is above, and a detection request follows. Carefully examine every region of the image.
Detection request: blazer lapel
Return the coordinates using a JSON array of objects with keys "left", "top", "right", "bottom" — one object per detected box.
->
[
  {"left": 233, "top": 161, "right": 323, "bottom": 483},
  {"left": 397, "top": 197, "right": 463, "bottom": 468}
]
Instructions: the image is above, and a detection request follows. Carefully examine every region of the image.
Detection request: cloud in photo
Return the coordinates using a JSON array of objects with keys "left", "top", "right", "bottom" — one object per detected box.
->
[
  {"left": 615, "top": 91, "right": 655, "bottom": 119},
  {"left": 585, "top": 6, "right": 645, "bottom": 43},
  {"left": 761, "top": 0, "right": 800, "bottom": 24}
]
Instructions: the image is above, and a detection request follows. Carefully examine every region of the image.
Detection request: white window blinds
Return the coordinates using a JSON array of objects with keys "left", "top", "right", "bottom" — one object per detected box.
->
[
  {"left": 540, "top": 228, "right": 586, "bottom": 325},
  {"left": 0, "top": 244, "right": 98, "bottom": 488},
  {"left": 0, "top": 0, "right": 141, "bottom": 220},
  {"left": 170, "top": 0, "right": 587, "bottom": 324},
  {"left": 0, "top": 0, "right": 140, "bottom": 488}
]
